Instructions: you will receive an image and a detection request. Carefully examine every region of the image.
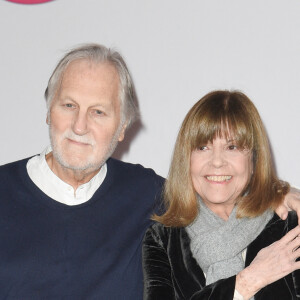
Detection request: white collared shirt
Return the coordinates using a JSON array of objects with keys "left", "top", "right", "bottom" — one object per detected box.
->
[{"left": 26, "top": 146, "right": 107, "bottom": 206}]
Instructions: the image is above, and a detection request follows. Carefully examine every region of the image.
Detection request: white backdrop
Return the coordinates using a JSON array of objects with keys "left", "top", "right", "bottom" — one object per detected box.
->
[{"left": 0, "top": 0, "right": 299, "bottom": 186}]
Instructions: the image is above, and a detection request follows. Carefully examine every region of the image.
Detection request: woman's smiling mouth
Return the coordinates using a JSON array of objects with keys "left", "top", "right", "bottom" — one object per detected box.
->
[{"left": 205, "top": 175, "right": 232, "bottom": 182}]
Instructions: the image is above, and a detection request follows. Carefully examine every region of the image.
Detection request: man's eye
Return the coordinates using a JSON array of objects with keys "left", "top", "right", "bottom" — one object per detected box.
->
[
  {"left": 65, "top": 103, "right": 74, "bottom": 108},
  {"left": 95, "top": 110, "right": 103, "bottom": 115},
  {"left": 92, "top": 109, "right": 104, "bottom": 116}
]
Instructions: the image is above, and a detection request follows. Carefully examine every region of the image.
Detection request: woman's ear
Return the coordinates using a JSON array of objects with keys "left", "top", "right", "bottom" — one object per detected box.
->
[{"left": 250, "top": 150, "right": 256, "bottom": 175}]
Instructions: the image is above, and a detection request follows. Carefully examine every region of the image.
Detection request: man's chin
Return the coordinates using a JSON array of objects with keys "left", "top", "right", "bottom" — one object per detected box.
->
[
  {"left": 53, "top": 154, "right": 101, "bottom": 172},
  {"left": 64, "top": 161, "right": 100, "bottom": 172}
]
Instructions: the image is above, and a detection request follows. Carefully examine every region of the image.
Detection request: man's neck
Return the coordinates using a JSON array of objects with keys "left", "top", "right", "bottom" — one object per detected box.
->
[{"left": 45, "top": 152, "right": 100, "bottom": 191}]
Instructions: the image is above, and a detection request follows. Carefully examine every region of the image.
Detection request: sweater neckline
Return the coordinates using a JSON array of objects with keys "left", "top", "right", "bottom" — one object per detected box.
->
[{"left": 17, "top": 157, "right": 115, "bottom": 211}]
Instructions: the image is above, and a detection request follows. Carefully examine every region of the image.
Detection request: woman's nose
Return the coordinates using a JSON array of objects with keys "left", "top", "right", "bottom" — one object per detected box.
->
[{"left": 210, "top": 149, "right": 226, "bottom": 168}]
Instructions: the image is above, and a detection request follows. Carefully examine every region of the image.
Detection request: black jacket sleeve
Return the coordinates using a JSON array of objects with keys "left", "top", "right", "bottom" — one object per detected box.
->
[{"left": 142, "top": 224, "right": 236, "bottom": 300}]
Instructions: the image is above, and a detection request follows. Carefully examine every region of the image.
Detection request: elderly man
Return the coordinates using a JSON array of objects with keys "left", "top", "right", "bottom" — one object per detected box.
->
[
  {"left": 0, "top": 44, "right": 163, "bottom": 299},
  {"left": 0, "top": 43, "right": 299, "bottom": 299}
]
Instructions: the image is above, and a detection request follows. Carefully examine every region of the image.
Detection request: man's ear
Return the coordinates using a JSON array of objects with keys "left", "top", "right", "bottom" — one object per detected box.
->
[
  {"left": 118, "top": 122, "right": 128, "bottom": 142},
  {"left": 46, "top": 109, "right": 52, "bottom": 125}
]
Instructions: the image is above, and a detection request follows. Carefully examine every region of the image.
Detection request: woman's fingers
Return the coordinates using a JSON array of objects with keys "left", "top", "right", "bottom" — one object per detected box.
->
[
  {"left": 288, "top": 235, "right": 300, "bottom": 252},
  {"left": 248, "top": 228, "right": 300, "bottom": 284},
  {"left": 278, "top": 225, "right": 300, "bottom": 245},
  {"left": 235, "top": 226, "right": 300, "bottom": 299}
]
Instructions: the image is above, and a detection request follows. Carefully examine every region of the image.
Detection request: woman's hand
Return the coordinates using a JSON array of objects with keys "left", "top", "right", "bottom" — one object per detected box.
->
[
  {"left": 236, "top": 225, "right": 300, "bottom": 300},
  {"left": 275, "top": 187, "right": 300, "bottom": 223}
]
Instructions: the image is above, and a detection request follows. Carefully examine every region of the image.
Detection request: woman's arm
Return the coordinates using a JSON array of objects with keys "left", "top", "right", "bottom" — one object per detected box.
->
[
  {"left": 235, "top": 225, "right": 300, "bottom": 300},
  {"left": 143, "top": 226, "right": 236, "bottom": 300},
  {"left": 142, "top": 227, "right": 175, "bottom": 300},
  {"left": 189, "top": 278, "right": 236, "bottom": 300}
]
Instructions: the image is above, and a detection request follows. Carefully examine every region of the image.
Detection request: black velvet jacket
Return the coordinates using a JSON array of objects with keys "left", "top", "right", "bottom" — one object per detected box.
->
[{"left": 143, "top": 212, "right": 300, "bottom": 299}]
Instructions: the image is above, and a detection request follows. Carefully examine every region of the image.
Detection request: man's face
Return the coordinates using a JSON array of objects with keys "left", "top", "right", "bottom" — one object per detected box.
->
[{"left": 48, "top": 59, "right": 126, "bottom": 172}]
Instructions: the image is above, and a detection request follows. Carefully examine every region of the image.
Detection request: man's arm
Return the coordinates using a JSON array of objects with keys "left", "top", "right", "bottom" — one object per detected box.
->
[{"left": 275, "top": 187, "right": 300, "bottom": 223}]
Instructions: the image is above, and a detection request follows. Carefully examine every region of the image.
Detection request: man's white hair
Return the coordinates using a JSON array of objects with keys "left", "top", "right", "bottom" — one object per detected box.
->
[{"left": 45, "top": 43, "right": 139, "bottom": 128}]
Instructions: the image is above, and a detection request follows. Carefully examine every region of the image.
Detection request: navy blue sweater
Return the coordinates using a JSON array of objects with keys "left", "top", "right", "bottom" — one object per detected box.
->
[{"left": 0, "top": 157, "right": 164, "bottom": 299}]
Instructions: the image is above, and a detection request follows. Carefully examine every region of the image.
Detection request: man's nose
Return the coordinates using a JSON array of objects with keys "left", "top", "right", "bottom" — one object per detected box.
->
[{"left": 72, "top": 111, "right": 89, "bottom": 135}]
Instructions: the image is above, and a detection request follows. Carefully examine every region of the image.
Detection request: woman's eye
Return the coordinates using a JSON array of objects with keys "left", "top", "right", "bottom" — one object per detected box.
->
[
  {"left": 65, "top": 103, "right": 74, "bottom": 108},
  {"left": 198, "top": 146, "right": 208, "bottom": 151},
  {"left": 228, "top": 145, "right": 238, "bottom": 150}
]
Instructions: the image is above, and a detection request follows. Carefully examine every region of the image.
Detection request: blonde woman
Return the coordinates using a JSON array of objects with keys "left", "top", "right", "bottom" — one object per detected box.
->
[{"left": 143, "top": 91, "right": 300, "bottom": 300}]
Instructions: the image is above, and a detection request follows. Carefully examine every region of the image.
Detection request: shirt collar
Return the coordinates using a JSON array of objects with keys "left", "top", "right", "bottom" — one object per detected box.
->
[{"left": 26, "top": 146, "right": 107, "bottom": 205}]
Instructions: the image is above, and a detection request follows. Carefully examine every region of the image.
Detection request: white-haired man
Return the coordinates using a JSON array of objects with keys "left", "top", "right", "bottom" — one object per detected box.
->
[
  {"left": 0, "top": 44, "right": 164, "bottom": 299},
  {"left": 0, "top": 43, "right": 299, "bottom": 299}
]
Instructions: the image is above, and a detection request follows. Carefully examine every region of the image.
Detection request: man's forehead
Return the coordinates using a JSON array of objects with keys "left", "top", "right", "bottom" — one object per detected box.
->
[
  {"left": 63, "top": 59, "right": 118, "bottom": 79},
  {"left": 57, "top": 60, "right": 119, "bottom": 91},
  {"left": 52, "top": 59, "right": 121, "bottom": 108}
]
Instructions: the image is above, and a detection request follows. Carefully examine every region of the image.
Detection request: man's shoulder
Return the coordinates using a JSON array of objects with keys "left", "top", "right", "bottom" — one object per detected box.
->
[
  {"left": 107, "top": 157, "right": 165, "bottom": 183},
  {"left": 105, "top": 158, "right": 165, "bottom": 216},
  {"left": 0, "top": 157, "right": 34, "bottom": 189},
  {"left": 0, "top": 157, "right": 32, "bottom": 173}
]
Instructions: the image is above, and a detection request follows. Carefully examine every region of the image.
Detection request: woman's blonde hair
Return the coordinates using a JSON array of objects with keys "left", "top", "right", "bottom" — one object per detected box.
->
[{"left": 154, "top": 90, "right": 289, "bottom": 227}]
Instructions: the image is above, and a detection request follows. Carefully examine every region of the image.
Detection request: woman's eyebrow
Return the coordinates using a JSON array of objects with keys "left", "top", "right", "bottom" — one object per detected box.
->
[{"left": 226, "top": 138, "right": 236, "bottom": 143}]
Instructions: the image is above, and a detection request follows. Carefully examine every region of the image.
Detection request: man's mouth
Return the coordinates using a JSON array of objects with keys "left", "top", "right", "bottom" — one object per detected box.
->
[
  {"left": 67, "top": 138, "right": 91, "bottom": 146},
  {"left": 205, "top": 175, "right": 232, "bottom": 182}
]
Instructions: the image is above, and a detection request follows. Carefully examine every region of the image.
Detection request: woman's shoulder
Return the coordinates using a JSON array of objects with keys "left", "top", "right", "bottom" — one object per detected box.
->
[
  {"left": 146, "top": 222, "right": 187, "bottom": 235},
  {"left": 286, "top": 211, "right": 298, "bottom": 229},
  {"left": 144, "top": 222, "right": 189, "bottom": 248},
  {"left": 267, "top": 211, "right": 298, "bottom": 231}
]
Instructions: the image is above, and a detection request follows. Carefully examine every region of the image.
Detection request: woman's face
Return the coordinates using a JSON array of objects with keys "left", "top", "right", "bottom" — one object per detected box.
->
[{"left": 190, "top": 136, "right": 252, "bottom": 219}]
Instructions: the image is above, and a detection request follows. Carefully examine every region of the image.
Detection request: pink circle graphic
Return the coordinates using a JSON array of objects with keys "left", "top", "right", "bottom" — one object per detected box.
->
[{"left": 6, "top": 0, "right": 53, "bottom": 4}]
